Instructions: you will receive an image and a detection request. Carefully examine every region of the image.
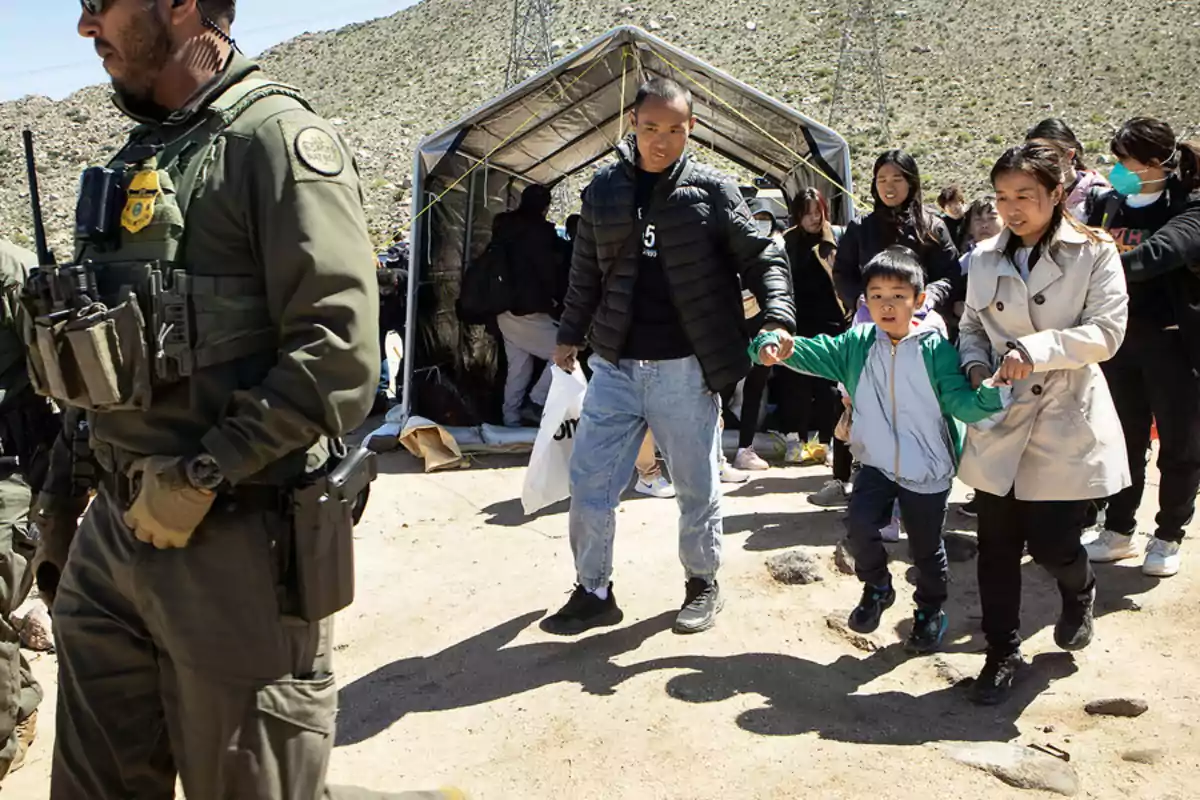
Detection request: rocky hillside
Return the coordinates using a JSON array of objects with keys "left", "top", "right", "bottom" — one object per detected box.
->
[{"left": 2, "top": 0, "right": 1198, "bottom": 253}]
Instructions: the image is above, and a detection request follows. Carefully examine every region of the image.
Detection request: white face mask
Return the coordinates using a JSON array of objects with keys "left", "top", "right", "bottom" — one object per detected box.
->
[{"left": 755, "top": 219, "right": 773, "bottom": 236}]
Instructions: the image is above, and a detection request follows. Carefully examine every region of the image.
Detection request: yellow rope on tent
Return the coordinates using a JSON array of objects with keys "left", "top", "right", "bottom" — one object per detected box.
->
[
  {"left": 653, "top": 50, "right": 870, "bottom": 214},
  {"left": 407, "top": 53, "right": 611, "bottom": 228},
  {"left": 617, "top": 47, "right": 630, "bottom": 141}
]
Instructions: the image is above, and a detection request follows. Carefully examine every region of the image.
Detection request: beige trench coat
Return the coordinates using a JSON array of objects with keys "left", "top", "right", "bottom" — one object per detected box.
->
[{"left": 957, "top": 221, "right": 1132, "bottom": 501}]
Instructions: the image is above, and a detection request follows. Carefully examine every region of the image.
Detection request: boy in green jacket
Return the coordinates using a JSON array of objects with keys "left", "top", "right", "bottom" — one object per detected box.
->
[{"left": 753, "top": 246, "right": 1009, "bottom": 652}]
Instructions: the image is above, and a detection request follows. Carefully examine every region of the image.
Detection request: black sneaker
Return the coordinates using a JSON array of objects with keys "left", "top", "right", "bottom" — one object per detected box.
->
[
  {"left": 959, "top": 496, "right": 979, "bottom": 518},
  {"left": 540, "top": 584, "right": 623, "bottom": 636},
  {"left": 1054, "top": 583, "right": 1096, "bottom": 651},
  {"left": 905, "top": 606, "right": 948, "bottom": 654},
  {"left": 848, "top": 581, "right": 895, "bottom": 634},
  {"left": 674, "top": 578, "right": 723, "bottom": 634},
  {"left": 969, "top": 651, "right": 1025, "bottom": 705}
]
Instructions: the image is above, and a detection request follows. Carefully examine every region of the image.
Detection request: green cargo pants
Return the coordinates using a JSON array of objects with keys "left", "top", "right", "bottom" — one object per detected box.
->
[
  {"left": 0, "top": 470, "right": 42, "bottom": 781},
  {"left": 52, "top": 486, "right": 458, "bottom": 800}
]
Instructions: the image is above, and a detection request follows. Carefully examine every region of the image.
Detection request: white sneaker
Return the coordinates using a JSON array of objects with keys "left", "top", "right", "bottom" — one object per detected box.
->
[
  {"left": 1142, "top": 538, "right": 1181, "bottom": 577},
  {"left": 733, "top": 447, "right": 770, "bottom": 471},
  {"left": 784, "top": 438, "right": 804, "bottom": 464},
  {"left": 809, "top": 479, "right": 849, "bottom": 507},
  {"left": 719, "top": 459, "right": 749, "bottom": 484},
  {"left": 1085, "top": 530, "right": 1140, "bottom": 563},
  {"left": 880, "top": 516, "right": 902, "bottom": 543},
  {"left": 636, "top": 475, "right": 676, "bottom": 498}
]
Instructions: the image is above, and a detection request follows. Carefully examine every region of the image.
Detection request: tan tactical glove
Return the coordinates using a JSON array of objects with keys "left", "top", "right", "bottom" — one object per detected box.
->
[{"left": 123, "top": 456, "right": 216, "bottom": 549}]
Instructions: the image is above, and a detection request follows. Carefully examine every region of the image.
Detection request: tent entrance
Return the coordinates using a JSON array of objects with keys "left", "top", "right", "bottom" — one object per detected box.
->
[{"left": 401, "top": 26, "right": 854, "bottom": 427}]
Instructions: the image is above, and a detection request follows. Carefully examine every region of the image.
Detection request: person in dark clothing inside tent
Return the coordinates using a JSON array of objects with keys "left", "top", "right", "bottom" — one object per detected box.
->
[
  {"left": 1084, "top": 118, "right": 1200, "bottom": 578},
  {"left": 833, "top": 150, "right": 960, "bottom": 317},
  {"left": 492, "top": 185, "right": 570, "bottom": 427}
]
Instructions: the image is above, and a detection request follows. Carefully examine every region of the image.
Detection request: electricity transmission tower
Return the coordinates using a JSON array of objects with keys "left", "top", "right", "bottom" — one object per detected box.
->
[
  {"left": 504, "top": 0, "right": 555, "bottom": 88},
  {"left": 828, "top": 0, "right": 891, "bottom": 142}
]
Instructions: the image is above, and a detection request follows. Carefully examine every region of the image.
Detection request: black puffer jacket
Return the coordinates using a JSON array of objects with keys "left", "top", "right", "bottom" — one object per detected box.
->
[
  {"left": 832, "top": 208, "right": 960, "bottom": 310},
  {"left": 491, "top": 210, "right": 567, "bottom": 316},
  {"left": 558, "top": 139, "right": 796, "bottom": 392}
]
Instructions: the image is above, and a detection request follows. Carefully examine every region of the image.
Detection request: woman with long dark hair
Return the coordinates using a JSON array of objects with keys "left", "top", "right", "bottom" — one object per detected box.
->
[
  {"left": 1026, "top": 118, "right": 1110, "bottom": 222},
  {"left": 833, "top": 150, "right": 960, "bottom": 314},
  {"left": 958, "top": 141, "right": 1129, "bottom": 705},
  {"left": 1083, "top": 118, "right": 1200, "bottom": 578}
]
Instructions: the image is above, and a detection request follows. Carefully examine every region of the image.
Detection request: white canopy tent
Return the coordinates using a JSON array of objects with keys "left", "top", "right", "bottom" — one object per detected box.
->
[{"left": 400, "top": 25, "right": 854, "bottom": 426}]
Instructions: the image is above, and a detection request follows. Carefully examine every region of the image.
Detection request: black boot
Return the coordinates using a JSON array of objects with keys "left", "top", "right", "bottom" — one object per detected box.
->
[
  {"left": 969, "top": 651, "right": 1025, "bottom": 706},
  {"left": 1054, "top": 582, "right": 1096, "bottom": 651},
  {"left": 848, "top": 581, "right": 895, "bottom": 634}
]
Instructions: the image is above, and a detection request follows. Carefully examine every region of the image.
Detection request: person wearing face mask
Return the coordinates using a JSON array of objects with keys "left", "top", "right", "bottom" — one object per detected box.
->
[
  {"left": 1026, "top": 118, "right": 1111, "bottom": 223},
  {"left": 958, "top": 141, "right": 1129, "bottom": 705},
  {"left": 833, "top": 150, "right": 960, "bottom": 319},
  {"left": 1083, "top": 118, "right": 1200, "bottom": 578}
]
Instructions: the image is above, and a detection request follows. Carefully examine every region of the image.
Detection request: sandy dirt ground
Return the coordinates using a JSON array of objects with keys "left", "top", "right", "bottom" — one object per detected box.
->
[{"left": 6, "top": 446, "right": 1199, "bottom": 799}]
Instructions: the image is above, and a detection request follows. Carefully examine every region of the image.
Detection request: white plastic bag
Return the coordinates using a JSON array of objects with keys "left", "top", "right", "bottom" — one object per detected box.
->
[{"left": 521, "top": 365, "right": 588, "bottom": 515}]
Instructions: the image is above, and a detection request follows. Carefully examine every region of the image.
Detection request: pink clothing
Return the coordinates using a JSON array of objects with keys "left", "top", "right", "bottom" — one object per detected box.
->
[{"left": 1066, "top": 169, "right": 1111, "bottom": 223}]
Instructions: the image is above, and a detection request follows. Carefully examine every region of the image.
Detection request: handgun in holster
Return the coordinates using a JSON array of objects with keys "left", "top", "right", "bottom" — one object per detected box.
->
[{"left": 287, "top": 444, "right": 378, "bottom": 622}]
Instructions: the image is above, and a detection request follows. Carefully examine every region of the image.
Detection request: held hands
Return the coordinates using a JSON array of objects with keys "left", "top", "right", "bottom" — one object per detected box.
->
[
  {"left": 994, "top": 348, "right": 1034, "bottom": 386},
  {"left": 123, "top": 456, "right": 216, "bottom": 549},
  {"left": 553, "top": 344, "right": 579, "bottom": 372},
  {"left": 757, "top": 324, "right": 795, "bottom": 367}
]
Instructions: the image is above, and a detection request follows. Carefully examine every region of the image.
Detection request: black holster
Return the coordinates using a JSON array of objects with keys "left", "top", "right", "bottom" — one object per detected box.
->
[{"left": 286, "top": 445, "right": 377, "bottom": 622}]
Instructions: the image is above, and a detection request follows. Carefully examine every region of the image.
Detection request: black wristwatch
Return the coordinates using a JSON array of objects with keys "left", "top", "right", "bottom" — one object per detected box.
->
[{"left": 185, "top": 453, "right": 224, "bottom": 491}]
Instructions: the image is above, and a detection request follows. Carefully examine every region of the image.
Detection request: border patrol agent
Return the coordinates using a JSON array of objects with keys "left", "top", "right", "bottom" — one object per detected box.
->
[{"left": 24, "top": 2, "right": 465, "bottom": 798}]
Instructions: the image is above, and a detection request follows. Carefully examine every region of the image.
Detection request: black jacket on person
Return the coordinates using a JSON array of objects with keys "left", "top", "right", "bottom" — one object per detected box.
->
[
  {"left": 558, "top": 138, "right": 797, "bottom": 392},
  {"left": 784, "top": 222, "right": 850, "bottom": 338},
  {"left": 1088, "top": 178, "right": 1200, "bottom": 369},
  {"left": 491, "top": 209, "right": 567, "bottom": 317},
  {"left": 832, "top": 207, "right": 960, "bottom": 310}
]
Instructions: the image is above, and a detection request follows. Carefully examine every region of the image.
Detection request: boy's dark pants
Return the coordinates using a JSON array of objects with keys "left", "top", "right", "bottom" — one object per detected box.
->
[{"left": 845, "top": 466, "right": 949, "bottom": 608}]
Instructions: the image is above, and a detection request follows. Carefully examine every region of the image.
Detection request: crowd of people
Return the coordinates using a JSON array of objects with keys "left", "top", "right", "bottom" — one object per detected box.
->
[{"left": 485, "top": 76, "right": 1200, "bottom": 708}]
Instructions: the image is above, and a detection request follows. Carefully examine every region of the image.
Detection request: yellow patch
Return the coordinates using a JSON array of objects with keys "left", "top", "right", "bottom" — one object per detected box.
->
[
  {"left": 294, "top": 127, "right": 345, "bottom": 177},
  {"left": 121, "top": 169, "right": 162, "bottom": 234}
]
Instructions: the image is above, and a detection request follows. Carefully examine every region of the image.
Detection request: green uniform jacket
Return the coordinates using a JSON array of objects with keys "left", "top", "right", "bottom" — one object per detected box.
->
[{"left": 80, "top": 55, "right": 379, "bottom": 484}]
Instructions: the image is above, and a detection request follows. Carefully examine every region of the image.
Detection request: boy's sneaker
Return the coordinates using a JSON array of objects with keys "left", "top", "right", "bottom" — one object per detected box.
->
[
  {"left": 905, "top": 607, "right": 948, "bottom": 654},
  {"left": 733, "top": 447, "right": 770, "bottom": 471},
  {"left": 674, "top": 578, "right": 723, "bottom": 634},
  {"left": 848, "top": 581, "right": 896, "bottom": 634},
  {"left": 784, "top": 437, "right": 805, "bottom": 464},
  {"left": 1085, "top": 530, "right": 1139, "bottom": 562},
  {"left": 1054, "top": 583, "right": 1095, "bottom": 651},
  {"left": 1142, "top": 537, "right": 1182, "bottom": 577},
  {"left": 809, "top": 479, "right": 850, "bottom": 507},
  {"left": 540, "top": 584, "right": 624, "bottom": 636},
  {"left": 635, "top": 475, "right": 676, "bottom": 498},
  {"left": 969, "top": 651, "right": 1025, "bottom": 706}
]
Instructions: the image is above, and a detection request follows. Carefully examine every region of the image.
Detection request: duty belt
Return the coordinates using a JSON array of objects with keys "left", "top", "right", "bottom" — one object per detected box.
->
[{"left": 97, "top": 466, "right": 287, "bottom": 513}]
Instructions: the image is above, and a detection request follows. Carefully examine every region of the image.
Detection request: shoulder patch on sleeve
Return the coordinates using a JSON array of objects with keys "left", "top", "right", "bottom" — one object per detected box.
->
[
  {"left": 275, "top": 115, "right": 353, "bottom": 183},
  {"left": 294, "top": 126, "right": 344, "bottom": 176}
]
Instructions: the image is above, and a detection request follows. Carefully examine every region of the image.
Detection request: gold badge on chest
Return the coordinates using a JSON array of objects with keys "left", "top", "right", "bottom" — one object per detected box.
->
[{"left": 121, "top": 166, "right": 162, "bottom": 234}]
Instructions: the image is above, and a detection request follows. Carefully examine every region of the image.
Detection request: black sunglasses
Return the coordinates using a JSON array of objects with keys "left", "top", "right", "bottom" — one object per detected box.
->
[{"left": 80, "top": 0, "right": 107, "bottom": 12}]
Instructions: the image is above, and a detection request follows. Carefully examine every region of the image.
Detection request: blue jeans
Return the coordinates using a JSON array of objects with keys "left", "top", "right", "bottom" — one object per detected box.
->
[
  {"left": 568, "top": 354, "right": 722, "bottom": 591},
  {"left": 845, "top": 466, "right": 950, "bottom": 608}
]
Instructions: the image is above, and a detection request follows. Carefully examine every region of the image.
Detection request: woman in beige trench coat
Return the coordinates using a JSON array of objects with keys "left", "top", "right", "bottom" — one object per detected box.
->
[{"left": 957, "top": 141, "right": 1131, "bottom": 706}]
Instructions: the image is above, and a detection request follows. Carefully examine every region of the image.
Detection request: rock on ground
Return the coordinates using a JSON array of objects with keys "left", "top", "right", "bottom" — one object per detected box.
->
[
  {"left": 13, "top": 598, "right": 53, "bottom": 652},
  {"left": 834, "top": 538, "right": 855, "bottom": 575},
  {"left": 766, "top": 549, "right": 825, "bottom": 585},
  {"left": 825, "top": 614, "right": 879, "bottom": 653},
  {"left": 1121, "top": 748, "right": 1165, "bottom": 765},
  {"left": 1085, "top": 697, "right": 1149, "bottom": 717},
  {"left": 938, "top": 741, "right": 1080, "bottom": 796}
]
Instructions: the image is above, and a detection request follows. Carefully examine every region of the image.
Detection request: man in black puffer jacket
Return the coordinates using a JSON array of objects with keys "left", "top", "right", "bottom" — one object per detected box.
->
[{"left": 542, "top": 78, "right": 796, "bottom": 637}]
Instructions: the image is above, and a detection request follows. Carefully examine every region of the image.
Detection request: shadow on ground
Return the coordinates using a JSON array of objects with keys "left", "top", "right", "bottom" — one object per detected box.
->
[{"left": 335, "top": 609, "right": 1084, "bottom": 751}]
